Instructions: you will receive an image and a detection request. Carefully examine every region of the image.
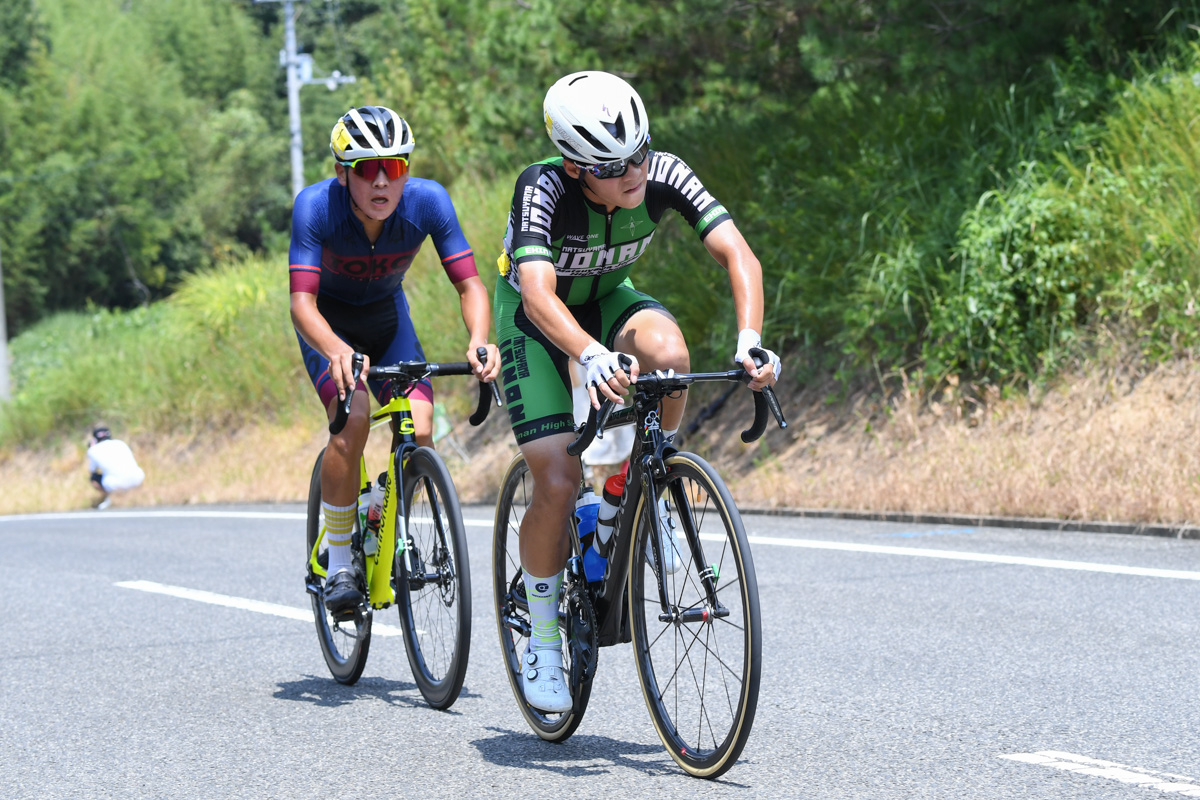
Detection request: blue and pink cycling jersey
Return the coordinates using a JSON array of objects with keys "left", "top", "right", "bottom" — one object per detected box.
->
[{"left": 290, "top": 176, "right": 478, "bottom": 407}]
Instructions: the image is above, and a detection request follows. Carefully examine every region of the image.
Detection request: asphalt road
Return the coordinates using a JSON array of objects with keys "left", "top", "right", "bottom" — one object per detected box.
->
[{"left": 2, "top": 505, "right": 1198, "bottom": 799}]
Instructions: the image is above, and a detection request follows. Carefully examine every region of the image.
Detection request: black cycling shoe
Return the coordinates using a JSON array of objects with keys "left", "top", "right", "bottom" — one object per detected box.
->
[{"left": 323, "top": 567, "right": 364, "bottom": 618}]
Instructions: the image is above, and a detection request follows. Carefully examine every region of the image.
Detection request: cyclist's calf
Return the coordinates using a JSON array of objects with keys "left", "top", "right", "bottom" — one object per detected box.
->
[{"left": 517, "top": 434, "right": 582, "bottom": 575}]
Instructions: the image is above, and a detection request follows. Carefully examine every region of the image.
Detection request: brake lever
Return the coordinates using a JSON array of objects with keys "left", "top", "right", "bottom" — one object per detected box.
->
[
  {"left": 329, "top": 353, "right": 364, "bottom": 435},
  {"left": 469, "top": 347, "right": 502, "bottom": 426},
  {"left": 740, "top": 349, "right": 787, "bottom": 442}
]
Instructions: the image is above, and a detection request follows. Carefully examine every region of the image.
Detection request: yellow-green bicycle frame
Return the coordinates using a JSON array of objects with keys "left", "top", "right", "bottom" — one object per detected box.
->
[{"left": 308, "top": 392, "right": 418, "bottom": 609}]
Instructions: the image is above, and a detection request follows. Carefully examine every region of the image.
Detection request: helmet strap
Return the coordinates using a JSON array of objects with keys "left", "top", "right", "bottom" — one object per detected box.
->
[{"left": 576, "top": 170, "right": 611, "bottom": 211}]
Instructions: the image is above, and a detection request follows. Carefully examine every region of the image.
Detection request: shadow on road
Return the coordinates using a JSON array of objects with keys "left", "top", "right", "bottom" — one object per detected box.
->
[
  {"left": 472, "top": 725, "right": 719, "bottom": 779},
  {"left": 273, "top": 674, "right": 462, "bottom": 711}
]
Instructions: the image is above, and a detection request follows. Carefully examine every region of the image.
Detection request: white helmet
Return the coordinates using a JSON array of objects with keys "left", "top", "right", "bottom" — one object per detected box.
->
[
  {"left": 329, "top": 106, "right": 415, "bottom": 162},
  {"left": 543, "top": 71, "right": 649, "bottom": 164}
]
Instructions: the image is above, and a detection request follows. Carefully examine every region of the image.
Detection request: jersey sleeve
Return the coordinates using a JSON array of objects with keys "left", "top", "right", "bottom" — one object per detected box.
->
[
  {"left": 418, "top": 181, "right": 478, "bottom": 284},
  {"left": 288, "top": 183, "right": 328, "bottom": 295},
  {"left": 645, "top": 151, "right": 732, "bottom": 240},
  {"left": 508, "top": 162, "right": 567, "bottom": 268}
]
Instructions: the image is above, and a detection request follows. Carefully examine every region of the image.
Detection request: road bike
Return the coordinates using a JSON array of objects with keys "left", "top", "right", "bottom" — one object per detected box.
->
[
  {"left": 492, "top": 353, "right": 787, "bottom": 777},
  {"left": 305, "top": 351, "right": 501, "bottom": 708}
]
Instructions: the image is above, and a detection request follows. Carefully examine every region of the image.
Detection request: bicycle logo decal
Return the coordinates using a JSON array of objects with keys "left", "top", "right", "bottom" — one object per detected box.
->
[
  {"left": 398, "top": 417, "right": 416, "bottom": 435},
  {"left": 643, "top": 409, "right": 661, "bottom": 437}
]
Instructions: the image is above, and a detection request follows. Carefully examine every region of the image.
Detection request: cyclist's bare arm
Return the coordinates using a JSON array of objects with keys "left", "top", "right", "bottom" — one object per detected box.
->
[
  {"left": 517, "top": 260, "right": 639, "bottom": 405},
  {"left": 451, "top": 274, "right": 501, "bottom": 383},
  {"left": 702, "top": 222, "right": 777, "bottom": 391},
  {"left": 290, "top": 291, "right": 371, "bottom": 403}
]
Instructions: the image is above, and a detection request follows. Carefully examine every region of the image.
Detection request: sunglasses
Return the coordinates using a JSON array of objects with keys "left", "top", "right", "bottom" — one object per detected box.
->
[
  {"left": 342, "top": 156, "right": 409, "bottom": 181},
  {"left": 577, "top": 137, "right": 651, "bottom": 180}
]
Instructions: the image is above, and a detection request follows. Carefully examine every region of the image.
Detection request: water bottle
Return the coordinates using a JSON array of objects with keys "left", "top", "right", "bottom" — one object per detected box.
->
[
  {"left": 575, "top": 487, "right": 605, "bottom": 582},
  {"left": 358, "top": 477, "right": 384, "bottom": 557},
  {"left": 592, "top": 472, "right": 626, "bottom": 559},
  {"left": 357, "top": 485, "right": 372, "bottom": 534},
  {"left": 367, "top": 477, "right": 385, "bottom": 531}
]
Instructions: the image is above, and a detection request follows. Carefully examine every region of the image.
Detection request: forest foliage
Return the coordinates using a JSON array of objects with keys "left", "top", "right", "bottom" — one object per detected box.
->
[{"left": 3, "top": 0, "right": 1200, "bottom": 441}]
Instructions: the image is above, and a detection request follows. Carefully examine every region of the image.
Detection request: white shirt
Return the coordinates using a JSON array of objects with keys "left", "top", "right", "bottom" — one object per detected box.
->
[{"left": 87, "top": 439, "right": 145, "bottom": 492}]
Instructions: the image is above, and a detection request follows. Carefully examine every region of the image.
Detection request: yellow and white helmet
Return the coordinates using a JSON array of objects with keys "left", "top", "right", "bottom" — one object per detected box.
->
[
  {"left": 543, "top": 71, "right": 649, "bottom": 164},
  {"left": 329, "top": 106, "right": 414, "bottom": 163}
]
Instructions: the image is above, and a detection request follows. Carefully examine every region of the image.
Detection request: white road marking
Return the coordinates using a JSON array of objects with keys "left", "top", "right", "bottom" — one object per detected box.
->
[
  {"left": 7, "top": 509, "right": 1198, "bottom": 581},
  {"left": 1001, "top": 751, "right": 1200, "bottom": 795},
  {"left": 0, "top": 511, "right": 308, "bottom": 522},
  {"left": 114, "top": 580, "right": 403, "bottom": 636},
  {"left": 732, "top": 535, "right": 1200, "bottom": 581}
]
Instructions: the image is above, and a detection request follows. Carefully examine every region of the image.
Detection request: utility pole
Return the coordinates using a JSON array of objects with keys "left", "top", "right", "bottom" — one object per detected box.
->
[{"left": 255, "top": 0, "right": 355, "bottom": 198}]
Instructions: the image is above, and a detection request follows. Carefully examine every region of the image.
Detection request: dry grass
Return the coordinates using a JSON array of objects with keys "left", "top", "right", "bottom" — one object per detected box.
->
[
  {"left": 704, "top": 359, "right": 1200, "bottom": 525},
  {"left": 4, "top": 361, "right": 1199, "bottom": 526}
]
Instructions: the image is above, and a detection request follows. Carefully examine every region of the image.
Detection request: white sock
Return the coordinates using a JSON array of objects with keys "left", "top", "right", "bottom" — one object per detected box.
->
[
  {"left": 663, "top": 427, "right": 678, "bottom": 442},
  {"left": 323, "top": 501, "right": 357, "bottom": 575},
  {"left": 524, "top": 570, "right": 563, "bottom": 651}
]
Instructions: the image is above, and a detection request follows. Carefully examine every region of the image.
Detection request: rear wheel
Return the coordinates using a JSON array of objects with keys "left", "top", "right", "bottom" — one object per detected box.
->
[
  {"left": 395, "top": 446, "right": 471, "bottom": 709},
  {"left": 629, "top": 452, "right": 761, "bottom": 779},
  {"left": 492, "top": 453, "right": 594, "bottom": 741},
  {"left": 306, "top": 449, "right": 372, "bottom": 685}
]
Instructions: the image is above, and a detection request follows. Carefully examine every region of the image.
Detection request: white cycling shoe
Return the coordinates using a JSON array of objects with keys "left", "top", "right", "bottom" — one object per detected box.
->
[
  {"left": 646, "top": 498, "right": 684, "bottom": 574},
  {"left": 522, "top": 645, "right": 572, "bottom": 713}
]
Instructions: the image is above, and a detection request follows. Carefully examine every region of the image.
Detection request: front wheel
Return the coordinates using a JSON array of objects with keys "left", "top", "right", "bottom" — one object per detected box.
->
[
  {"left": 306, "top": 449, "right": 372, "bottom": 684},
  {"left": 395, "top": 446, "right": 471, "bottom": 709},
  {"left": 492, "top": 453, "right": 594, "bottom": 741},
  {"left": 629, "top": 452, "right": 761, "bottom": 779}
]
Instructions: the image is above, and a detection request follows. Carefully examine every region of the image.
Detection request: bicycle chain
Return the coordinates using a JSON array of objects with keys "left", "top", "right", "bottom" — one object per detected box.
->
[{"left": 565, "top": 577, "right": 599, "bottom": 684}]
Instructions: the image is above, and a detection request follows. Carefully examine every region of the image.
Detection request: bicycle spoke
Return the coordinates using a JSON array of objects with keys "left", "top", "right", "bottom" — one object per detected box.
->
[
  {"left": 631, "top": 454, "right": 760, "bottom": 777},
  {"left": 654, "top": 614, "right": 745, "bottom": 698}
]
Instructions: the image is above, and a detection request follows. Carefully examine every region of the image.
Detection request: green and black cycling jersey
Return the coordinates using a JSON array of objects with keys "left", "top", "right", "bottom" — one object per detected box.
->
[
  {"left": 499, "top": 151, "right": 732, "bottom": 303},
  {"left": 494, "top": 150, "right": 732, "bottom": 444}
]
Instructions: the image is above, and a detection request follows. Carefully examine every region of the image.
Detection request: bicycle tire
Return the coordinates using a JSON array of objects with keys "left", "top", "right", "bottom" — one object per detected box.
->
[
  {"left": 306, "top": 448, "right": 373, "bottom": 685},
  {"left": 394, "top": 446, "right": 471, "bottom": 709},
  {"left": 629, "top": 451, "right": 762, "bottom": 779},
  {"left": 492, "top": 453, "right": 594, "bottom": 741}
]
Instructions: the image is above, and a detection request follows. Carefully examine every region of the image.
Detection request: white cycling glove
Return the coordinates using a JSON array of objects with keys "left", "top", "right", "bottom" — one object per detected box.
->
[
  {"left": 733, "top": 328, "right": 782, "bottom": 382},
  {"left": 579, "top": 342, "right": 637, "bottom": 389}
]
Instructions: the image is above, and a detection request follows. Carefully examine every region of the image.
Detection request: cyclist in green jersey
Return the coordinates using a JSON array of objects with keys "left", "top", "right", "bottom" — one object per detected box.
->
[{"left": 495, "top": 70, "right": 781, "bottom": 713}]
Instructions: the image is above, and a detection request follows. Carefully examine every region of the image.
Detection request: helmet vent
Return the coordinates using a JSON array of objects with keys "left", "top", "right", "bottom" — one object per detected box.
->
[
  {"left": 555, "top": 138, "right": 585, "bottom": 160},
  {"left": 602, "top": 115, "right": 626, "bottom": 145},
  {"left": 572, "top": 125, "right": 612, "bottom": 156}
]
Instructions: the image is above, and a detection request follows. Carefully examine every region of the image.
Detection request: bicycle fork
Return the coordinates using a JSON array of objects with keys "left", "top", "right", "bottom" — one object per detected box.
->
[{"left": 638, "top": 454, "right": 730, "bottom": 627}]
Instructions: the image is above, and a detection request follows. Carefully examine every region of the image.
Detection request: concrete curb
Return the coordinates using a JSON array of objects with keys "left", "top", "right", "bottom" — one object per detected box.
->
[{"left": 738, "top": 506, "right": 1200, "bottom": 540}]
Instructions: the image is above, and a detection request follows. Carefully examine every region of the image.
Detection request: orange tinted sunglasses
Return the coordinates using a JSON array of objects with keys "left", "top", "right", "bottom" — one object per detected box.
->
[{"left": 344, "top": 157, "right": 409, "bottom": 181}]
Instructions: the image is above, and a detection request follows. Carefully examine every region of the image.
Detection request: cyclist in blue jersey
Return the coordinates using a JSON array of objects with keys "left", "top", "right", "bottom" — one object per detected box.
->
[
  {"left": 291, "top": 105, "right": 500, "bottom": 615},
  {"left": 495, "top": 72, "right": 781, "bottom": 712}
]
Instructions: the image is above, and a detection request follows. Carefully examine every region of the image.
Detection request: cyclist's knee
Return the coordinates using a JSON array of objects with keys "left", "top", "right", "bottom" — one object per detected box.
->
[
  {"left": 618, "top": 322, "right": 690, "bottom": 373},
  {"left": 524, "top": 448, "right": 581, "bottom": 509},
  {"left": 326, "top": 412, "right": 369, "bottom": 458},
  {"left": 655, "top": 340, "right": 690, "bottom": 373}
]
